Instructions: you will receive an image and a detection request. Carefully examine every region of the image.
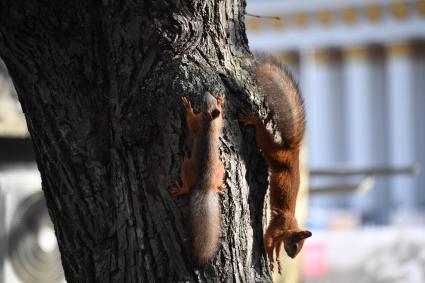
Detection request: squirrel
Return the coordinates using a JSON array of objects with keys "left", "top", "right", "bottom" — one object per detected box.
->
[
  {"left": 239, "top": 57, "right": 312, "bottom": 274},
  {"left": 170, "top": 92, "right": 225, "bottom": 264}
]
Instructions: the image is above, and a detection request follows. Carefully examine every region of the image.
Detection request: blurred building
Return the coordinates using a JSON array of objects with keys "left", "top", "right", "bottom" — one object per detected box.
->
[
  {"left": 0, "top": 59, "right": 64, "bottom": 283},
  {"left": 246, "top": 0, "right": 425, "bottom": 226}
]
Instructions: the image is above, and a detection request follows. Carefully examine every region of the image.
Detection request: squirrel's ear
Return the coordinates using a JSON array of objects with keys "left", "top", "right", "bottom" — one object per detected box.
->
[
  {"left": 296, "top": 230, "right": 312, "bottom": 240},
  {"left": 211, "top": 109, "right": 220, "bottom": 119}
]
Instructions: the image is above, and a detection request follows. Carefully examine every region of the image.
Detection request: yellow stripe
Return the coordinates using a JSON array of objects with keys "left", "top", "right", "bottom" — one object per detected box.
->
[
  {"left": 342, "top": 8, "right": 357, "bottom": 24},
  {"left": 272, "top": 18, "right": 283, "bottom": 29},
  {"left": 392, "top": 2, "right": 409, "bottom": 20},
  {"left": 294, "top": 13, "right": 308, "bottom": 27},
  {"left": 318, "top": 10, "right": 332, "bottom": 26},
  {"left": 386, "top": 42, "right": 412, "bottom": 56},
  {"left": 366, "top": 5, "right": 382, "bottom": 22},
  {"left": 343, "top": 47, "right": 369, "bottom": 59},
  {"left": 314, "top": 49, "right": 341, "bottom": 62},
  {"left": 247, "top": 18, "right": 259, "bottom": 30},
  {"left": 418, "top": 1, "right": 425, "bottom": 16}
]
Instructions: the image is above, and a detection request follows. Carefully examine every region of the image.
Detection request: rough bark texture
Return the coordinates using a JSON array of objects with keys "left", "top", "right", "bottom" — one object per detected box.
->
[{"left": 0, "top": 0, "right": 272, "bottom": 282}]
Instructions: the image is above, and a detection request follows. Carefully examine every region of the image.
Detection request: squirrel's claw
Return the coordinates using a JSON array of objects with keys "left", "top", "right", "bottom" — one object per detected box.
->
[
  {"left": 276, "top": 259, "right": 282, "bottom": 275},
  {"left": 181, "top": 96, "right": 192, "bottom": 111},
  {"left": 217, "top": 95, "right": 225, "bottom": 107},
  {"left": 269, "top": 262, "right": 274, "bottom": 273},
  {"left": 215, "top": 184, "right": 225, "bottom": 196}
]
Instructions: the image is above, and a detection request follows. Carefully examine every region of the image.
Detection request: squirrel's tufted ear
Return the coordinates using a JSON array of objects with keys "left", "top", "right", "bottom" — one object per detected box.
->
[
  {"left": 211, "top": 109, "right": 220, "bottom": 119},
  {"left": 295, "top": 230, "right": 312, "bottom": 241}
]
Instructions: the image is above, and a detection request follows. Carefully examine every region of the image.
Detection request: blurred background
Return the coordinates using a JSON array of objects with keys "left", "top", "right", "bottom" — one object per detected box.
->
[
  {"left": 245, "top": 0, "right": 425, "bottom": 282},
  {"left": 0, "top": 0, "right": 424, "bottom": 282},
  {"left": 0, "top": 59, "right": 65, "bottom": 282}
]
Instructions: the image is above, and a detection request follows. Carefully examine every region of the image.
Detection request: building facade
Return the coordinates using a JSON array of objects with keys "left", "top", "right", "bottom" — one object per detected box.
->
[{"left": 246, "top": 0, "right": 425, "bottom": 225}]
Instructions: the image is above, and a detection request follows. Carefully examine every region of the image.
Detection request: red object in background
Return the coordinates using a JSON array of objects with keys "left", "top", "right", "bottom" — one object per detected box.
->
[{"left": 302, "top": 241, "right": 327, "bottom": 278}]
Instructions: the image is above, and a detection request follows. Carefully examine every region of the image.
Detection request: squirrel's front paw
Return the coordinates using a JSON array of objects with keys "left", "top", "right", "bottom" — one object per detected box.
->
[
  {"left": 276, "top": 259, "right": 282, "bottom": 275},
  {"left": 269, "top": 261, "right": 275, "bottom": 273},
  {"left": 181, "top": 97, "right": 192, "bottom": 111}
]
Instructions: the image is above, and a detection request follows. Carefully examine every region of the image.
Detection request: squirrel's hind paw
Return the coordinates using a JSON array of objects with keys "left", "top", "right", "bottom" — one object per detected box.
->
[{"left": 169, "top": 182, "right": 190, "bottom": 197}]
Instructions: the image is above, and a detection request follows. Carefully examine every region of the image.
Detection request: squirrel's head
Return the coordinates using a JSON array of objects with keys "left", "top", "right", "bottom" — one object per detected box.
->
[
  {"left": 201, "top": 92, "right": 221, "bottom": 121},
  {"left": 282, "top": 230, "right": 312, "bottom": 258}
]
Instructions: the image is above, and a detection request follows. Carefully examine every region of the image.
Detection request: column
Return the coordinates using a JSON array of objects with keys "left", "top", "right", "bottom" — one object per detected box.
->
[
  {"left": 413, "top": 43, "right": 425, "bottom": 209},
  {"left": 300, "top": 49, "right": 345, "bottom": 211},
  {"left": 386, "top": 43, "right": 417, "bottom": 216},
  {"left": 301, "top": 49, "right": 345, "bottom": 169},
  {"left": 343, "top": 47, "right": 389, "bottom": 224}
]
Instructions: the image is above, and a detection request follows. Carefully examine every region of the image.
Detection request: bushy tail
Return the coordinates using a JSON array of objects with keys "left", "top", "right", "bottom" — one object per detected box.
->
[
  {"left": 255, "top": 56, "right": 305, "bottom": 149},
  {"left": 190, "top": 189, "right": 220, "bottom": 264}
]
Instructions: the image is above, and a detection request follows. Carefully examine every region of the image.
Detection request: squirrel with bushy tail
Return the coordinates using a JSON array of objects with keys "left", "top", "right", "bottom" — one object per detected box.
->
[
  {"left": 170, "top": 92, "right": 225, "bottom": 264},
  {"left": 240, "top": 56, "right": 312, "bottom": 273}
]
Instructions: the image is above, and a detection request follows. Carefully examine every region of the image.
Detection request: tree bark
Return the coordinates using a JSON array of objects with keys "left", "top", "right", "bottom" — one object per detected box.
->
[{"left": 0, "top": 0, "right": 272, "bottom": 282}]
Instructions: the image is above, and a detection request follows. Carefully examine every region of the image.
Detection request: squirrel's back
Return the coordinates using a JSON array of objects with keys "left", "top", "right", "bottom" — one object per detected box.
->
[
  {"left": 190, "top": 93, "right": 223, "bottom": 264},
  {"left": 255, "top": 57, "right": 305, "bottom": 149}
]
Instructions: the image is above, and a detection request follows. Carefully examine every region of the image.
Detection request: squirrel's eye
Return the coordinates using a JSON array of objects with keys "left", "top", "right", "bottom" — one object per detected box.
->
[{"left": 293, "top": 244, "right": 297, "bottom": 250}]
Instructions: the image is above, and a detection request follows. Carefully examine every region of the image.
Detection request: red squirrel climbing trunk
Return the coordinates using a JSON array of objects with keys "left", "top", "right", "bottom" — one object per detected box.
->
[
  {"left": 171, "top": 93, "right": 225, "bottom": 264},
  {"left": 240, "top": 57, "right": 312, "bottom": 274}
]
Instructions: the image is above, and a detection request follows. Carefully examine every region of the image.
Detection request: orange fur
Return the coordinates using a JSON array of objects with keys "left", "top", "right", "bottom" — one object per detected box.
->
[
  {"left": 240, "top": 59, "right": 311, "bottom": 274},
  {"left": 170, "top": 93, "right": 225, "bottom": 263}
]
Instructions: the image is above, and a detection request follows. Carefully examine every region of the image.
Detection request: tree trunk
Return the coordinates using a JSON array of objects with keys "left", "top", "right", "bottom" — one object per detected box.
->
[{"left": 0, "top": 0, "right": 271, "bottom": 282}]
